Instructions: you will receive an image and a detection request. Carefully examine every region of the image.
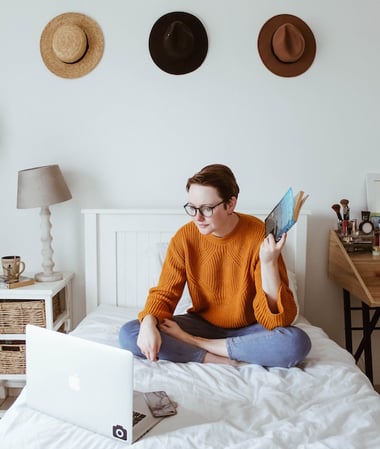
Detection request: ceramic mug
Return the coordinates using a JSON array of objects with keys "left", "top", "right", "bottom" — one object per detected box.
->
[{"left": 1, "top": 256, "right": 25, "bottom": 282}]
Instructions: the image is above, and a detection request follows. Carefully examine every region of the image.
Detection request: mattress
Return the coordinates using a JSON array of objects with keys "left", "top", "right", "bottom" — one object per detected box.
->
[{"left": 1, "top": 305, "right": 380, "bottom": 449}]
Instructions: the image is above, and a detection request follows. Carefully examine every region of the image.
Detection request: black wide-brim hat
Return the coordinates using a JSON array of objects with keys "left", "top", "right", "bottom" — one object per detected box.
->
[
  {"left": 149, "top": 11, "right": 208, "bottom": 75},
  {"left": 257, "top": 14, "right": 316, "bottom": 77}
]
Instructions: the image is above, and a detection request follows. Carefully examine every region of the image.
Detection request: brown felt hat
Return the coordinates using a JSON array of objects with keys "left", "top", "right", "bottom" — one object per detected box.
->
[
  {"left": 40, "top": 12, "right": 104, "bottom": 79},
  {"left": 257, "top": 14, "right": 316, "bottom": 77},
  {"left": 149, "top": 11, "right": 208, "bottom": 75}
]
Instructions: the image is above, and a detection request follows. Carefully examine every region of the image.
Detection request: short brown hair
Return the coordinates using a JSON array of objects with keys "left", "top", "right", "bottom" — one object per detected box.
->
[{"left": 186, "top": 164, "right": 240, "bottom": 200}]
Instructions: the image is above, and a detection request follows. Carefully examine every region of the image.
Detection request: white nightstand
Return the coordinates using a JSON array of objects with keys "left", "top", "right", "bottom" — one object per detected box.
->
[{"left": 0, "top": 272, "right": 74, "bottom": 416}]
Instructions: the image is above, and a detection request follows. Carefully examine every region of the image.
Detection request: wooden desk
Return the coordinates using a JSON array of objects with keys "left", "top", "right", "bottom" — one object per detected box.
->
[{"left": 328, "top": 230, "right": 380, "bottom": 383}]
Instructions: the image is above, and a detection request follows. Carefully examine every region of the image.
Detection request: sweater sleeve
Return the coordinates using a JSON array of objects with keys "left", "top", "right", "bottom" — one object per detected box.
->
[
  {"left": 252, "top": 256, "right": 298, "bottom": 330},
  {"left": 138, "top": 237, "right": 186, "bottom": 323}
]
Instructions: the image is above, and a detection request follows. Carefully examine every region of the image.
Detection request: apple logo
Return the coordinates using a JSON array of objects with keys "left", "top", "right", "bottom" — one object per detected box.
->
[{"left": 68, "top": 373, "right": 81, "bottom": 392}]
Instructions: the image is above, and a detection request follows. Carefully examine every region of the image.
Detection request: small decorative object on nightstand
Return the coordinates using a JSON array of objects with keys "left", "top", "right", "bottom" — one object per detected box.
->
[
  {"left": 17, "top": 164, "right": 72, "bottom": 282},
  {"left": 0, "top": 272, "right": 74, "bottom": 416}
]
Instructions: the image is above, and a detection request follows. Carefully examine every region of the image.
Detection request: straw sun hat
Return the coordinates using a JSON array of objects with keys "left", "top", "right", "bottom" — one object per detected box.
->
[
  {"left": 257, "top": 14, "right": 316, "bottom": 77},
  {"left": 40, "top": 12, "right": 104, "bottom": 79}
]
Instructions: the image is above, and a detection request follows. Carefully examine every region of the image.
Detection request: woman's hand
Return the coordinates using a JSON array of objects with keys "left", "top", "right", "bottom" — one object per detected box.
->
[
  {"left": 137, "top": 315, "right": 161, "bottom": 361},
  {"left": 259, "top": 232, "right": 286, "bottom": 264}
]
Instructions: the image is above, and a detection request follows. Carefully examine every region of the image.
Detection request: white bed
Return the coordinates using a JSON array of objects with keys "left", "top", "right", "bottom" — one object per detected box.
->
[{"left": 1, "top": 209, "right": 380, "bottom": 449}]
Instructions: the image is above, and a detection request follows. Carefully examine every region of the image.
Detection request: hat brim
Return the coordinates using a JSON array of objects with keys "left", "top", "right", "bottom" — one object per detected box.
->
[
  {"left": 149, "top": 12, "right": 208, "bottom": 75},
  {"left": 257, "top": 14, "right": 316, "bottom": 78},
  {"left": 40, "top": 12, "right": 104, "bottom": 79}
]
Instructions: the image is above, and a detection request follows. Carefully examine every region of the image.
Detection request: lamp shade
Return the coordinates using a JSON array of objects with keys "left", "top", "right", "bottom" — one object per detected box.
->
[{"left": 17, "top": 164, "right": 72, "bottom": 209}]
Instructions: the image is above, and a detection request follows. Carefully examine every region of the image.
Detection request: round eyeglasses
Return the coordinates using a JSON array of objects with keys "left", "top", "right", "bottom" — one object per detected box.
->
[{"left": 183, "top": 200, "right": 225, "bottom": 217}]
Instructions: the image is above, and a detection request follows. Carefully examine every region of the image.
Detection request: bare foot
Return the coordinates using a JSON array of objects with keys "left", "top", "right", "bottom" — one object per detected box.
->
[
  {"left": 159, "top": 319, "right": 238, "bottom": 365},
  {"left": 203, "top": 352, "right": 240, "bottom": 366},
  {"left": 159, "top": 319, "right": 191, "bottom": 342}
]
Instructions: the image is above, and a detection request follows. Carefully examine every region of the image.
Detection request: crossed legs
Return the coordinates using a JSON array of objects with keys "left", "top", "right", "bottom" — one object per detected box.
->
[
  {"left": 119, "top": 313, "right": 311, "bottom": 367},
  {"left": 158, "top": 319, "right": 236, "bottom": 364}
]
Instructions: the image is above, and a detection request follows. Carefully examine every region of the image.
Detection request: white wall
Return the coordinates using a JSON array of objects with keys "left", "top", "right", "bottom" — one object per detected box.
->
[{"left": 1, "top": 1, "right": 380, "bottom": 382}]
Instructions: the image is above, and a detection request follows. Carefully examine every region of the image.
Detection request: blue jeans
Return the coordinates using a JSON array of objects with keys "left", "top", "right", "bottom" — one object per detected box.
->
[{"left": 119, "top": 313, "right": 311, "bottom": 368}]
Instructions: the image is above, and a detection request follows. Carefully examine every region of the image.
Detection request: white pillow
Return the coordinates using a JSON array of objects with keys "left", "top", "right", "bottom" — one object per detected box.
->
[
  {"left": 149, "top": 243, "right": 192, "bottom": 315},
  {"left": 150, "top": 242, "right": 299, "bottom": 320}
]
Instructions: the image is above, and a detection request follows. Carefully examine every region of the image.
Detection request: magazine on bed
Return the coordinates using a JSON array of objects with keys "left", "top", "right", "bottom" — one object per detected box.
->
[{"left": 265, "top": 187, "right": 309, "bottom": 242}]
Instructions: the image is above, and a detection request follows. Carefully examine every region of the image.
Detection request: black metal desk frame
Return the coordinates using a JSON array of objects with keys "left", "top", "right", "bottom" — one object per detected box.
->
[{"left": 343, "top": 289, "right": 380, "bottom": 384}]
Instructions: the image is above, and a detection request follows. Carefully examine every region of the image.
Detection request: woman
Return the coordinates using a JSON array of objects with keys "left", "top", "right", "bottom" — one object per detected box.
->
[{"left": 119, "top": 164, "right": 311, "bottom": 367}]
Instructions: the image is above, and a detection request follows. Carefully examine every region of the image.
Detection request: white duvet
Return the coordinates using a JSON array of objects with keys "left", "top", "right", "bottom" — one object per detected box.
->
[{"left": 1, "top": 305, "right": 380, "bottom": 449}]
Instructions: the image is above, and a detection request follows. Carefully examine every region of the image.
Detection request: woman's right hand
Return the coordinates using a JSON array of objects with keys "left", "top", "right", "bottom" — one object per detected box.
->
[{"left": 137, "top": 314, "right": 161, "bottom": 361}]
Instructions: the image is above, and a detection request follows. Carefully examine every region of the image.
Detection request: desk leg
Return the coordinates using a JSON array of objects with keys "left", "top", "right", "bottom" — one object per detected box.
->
[
  {"left": 343, "top": 289, "right": 353, "bottom": 354},
  {"left": 361, "top": 303, "right": 373, "bottom": 383},
  {"left": 342, "top": 289, "right": 380, "bottom": 384},
  {"left": 354, "top": 307, "right": 380, "bottom": 384},
  {"left": 343, "top": 290, "right": 373, "bottom": 383}
]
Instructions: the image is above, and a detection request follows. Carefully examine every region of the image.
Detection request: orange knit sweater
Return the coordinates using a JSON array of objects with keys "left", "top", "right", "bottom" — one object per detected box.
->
[{"left": 138, "top": 213, "right": 297, "bottom": 330}]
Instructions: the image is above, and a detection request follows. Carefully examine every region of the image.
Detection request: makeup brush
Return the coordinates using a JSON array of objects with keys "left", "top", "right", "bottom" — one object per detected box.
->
[
  {"left": 340, "top": 199, "right": 350, "bottom": 220},
  {"left": 331, "top": 204, "right": 342, "bottom": 221}
]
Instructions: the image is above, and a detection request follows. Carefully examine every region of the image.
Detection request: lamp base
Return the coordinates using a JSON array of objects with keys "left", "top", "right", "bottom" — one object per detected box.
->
[{"left": 34, "top": 271, "right": 63, "bottom": 282}]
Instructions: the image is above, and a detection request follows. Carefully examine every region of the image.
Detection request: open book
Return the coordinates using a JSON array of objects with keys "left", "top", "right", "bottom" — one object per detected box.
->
[{"left": 265, "top": 188, "right": 309, "bottom": 242}]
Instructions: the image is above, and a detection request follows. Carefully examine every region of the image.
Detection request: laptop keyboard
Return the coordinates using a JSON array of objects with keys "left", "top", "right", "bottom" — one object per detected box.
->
[{"left": 133, "top": 411, "right": 146, "bottom": 426}]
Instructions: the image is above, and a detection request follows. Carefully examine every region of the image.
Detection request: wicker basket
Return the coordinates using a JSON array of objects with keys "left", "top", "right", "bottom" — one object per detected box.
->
[
  {"left": 52, "top": 292, "right": 64, "bottom": 319},
  {"left": 0, "top": 341, "right": 26, "bottom": 374},
  {"left": 0, "top": 295, "right": 64, "bottom": 334},
  {"left": 0, "top": 301, "right": 46, "bottom": 334}
]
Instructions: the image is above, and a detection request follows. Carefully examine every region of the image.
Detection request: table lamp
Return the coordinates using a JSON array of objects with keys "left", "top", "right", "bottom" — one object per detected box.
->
[{"left": 17, "top": 164, "right": 72, "bottom": 282}]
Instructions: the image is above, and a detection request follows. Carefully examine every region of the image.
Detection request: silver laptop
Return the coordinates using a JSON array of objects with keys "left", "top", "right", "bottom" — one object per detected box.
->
[{"left": 25, "top": 324, "right": 164, "bottom": 444}]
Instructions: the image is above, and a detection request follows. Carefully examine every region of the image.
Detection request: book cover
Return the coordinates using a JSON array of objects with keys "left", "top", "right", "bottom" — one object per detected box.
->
[
  {"left": 265, "top": 187, "right": 309, "bottom": 242},
  {"left": 0, "top": 275, "right": 35, "bottom": 289}
]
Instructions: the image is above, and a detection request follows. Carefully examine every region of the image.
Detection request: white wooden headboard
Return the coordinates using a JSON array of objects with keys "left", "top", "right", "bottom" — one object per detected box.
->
[{"left": 82, "top": 209, "right": 309, "bottom": 315}]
